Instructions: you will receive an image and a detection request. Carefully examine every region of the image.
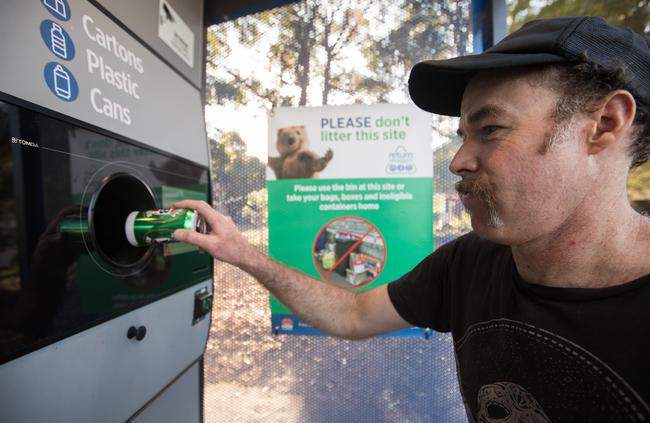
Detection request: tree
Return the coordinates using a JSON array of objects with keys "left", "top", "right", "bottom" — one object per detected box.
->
[
  {"left": 509, "top": 0, "right": 649, "bottom": 38},
  {"left": 242, "top": 188, "right": 268, "bottom": 227},
  {"left": 209, "top": 131, "right": 266, "bottom": 225},
  {"left": 206, "top": 0, "right": 380, "bottom": 109},
  {"left": 628, "top": 163, "right": 650, "bottom": 213},
  {"left": 366, "top": 0, "right": 471, "bottom": 100}
]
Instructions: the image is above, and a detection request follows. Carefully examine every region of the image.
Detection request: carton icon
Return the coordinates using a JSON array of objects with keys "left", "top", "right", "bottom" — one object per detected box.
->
[{"left": 44, "top": 0, "right": 68, "bottom": 20}]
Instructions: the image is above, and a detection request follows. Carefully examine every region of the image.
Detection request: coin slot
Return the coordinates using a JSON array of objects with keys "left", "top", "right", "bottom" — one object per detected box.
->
[{"left": 89, "top": 173, "right": 156, "bottom": 269}]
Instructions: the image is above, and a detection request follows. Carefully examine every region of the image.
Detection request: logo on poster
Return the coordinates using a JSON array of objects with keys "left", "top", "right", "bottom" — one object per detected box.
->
[
  {"left": 281, "top": 318, "right": 294, "bottom": 331},
  {"left": 42, "top": 0, "right": 71, "bottom": 21},
  {"left": 40, "top": 20, "right": 75, "bottom": 60},
  {"left": 385, "top": 146, "right": 416, "bottom": 174}
]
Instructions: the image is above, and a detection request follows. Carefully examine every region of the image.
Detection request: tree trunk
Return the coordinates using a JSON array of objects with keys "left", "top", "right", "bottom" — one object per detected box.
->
[
  {"left": 296, "top": 3, "right": 318, "bottom": 106},
  {"left": 322, "top": 23, "right": 333, "bottom": 105}
]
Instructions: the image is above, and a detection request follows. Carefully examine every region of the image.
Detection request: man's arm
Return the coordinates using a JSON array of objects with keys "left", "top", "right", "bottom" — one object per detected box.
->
[{"left": 173, "top": 200, "right": 411, "bottom": 340}]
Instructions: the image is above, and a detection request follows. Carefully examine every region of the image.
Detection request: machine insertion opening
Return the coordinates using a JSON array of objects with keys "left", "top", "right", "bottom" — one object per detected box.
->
[{"left": 89, "top": 173, "right": 156, "bottom": 268}]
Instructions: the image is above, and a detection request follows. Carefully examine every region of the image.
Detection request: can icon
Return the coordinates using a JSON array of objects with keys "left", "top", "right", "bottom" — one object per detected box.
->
[
  {"left": 125, "top": 208, "right": 208, "bottom": 247},
  {"left": 44, "top": 62, "right": 78, "bottom": 101},
  {"left": 53, "top": 64, "right": 72, "bottom": 99}
]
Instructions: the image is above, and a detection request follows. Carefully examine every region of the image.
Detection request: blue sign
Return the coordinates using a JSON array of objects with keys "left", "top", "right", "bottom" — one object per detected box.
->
[
  {"left": 40, "top": 20, "right": 75, "bottom": 60},
  {"left": 41, "top": 0, "right": 71, "bottom": 21},
  {"left": 44, "top": 62, "right": 78, "bottom": 102}
]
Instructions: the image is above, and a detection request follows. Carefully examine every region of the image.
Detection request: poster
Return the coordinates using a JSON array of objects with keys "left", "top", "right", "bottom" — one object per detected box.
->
[{"left": 267, "top": 104, "right": 433, "bottom": 336}]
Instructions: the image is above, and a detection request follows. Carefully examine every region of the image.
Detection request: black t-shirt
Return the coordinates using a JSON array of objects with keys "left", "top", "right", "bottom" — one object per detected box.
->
[{"left": 388, "top": 232, "right": 650, "bottom": 423}]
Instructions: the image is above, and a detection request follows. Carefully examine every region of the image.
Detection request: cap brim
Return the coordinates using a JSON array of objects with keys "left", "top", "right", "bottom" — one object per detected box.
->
[{"left": 408, "top": 52, "right": 567, "bottom": 117}]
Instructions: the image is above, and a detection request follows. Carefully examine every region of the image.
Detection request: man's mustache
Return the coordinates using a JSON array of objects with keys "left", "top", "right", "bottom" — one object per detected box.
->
[{"left": 455, "top": 179, "right": 496, "bottom": 204}]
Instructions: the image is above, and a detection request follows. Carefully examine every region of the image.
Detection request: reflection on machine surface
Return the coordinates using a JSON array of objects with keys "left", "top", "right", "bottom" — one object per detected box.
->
[{"left": 0, "top": 100, "right": 211, "bottom": 365}]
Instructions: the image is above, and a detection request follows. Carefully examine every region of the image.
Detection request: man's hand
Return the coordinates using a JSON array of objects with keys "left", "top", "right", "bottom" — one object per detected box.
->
[
  {"left": 171, "top": 199, "right": 410, "bottom": 339},
  {"left": 172, "top": 200, "right": 258, "bottom": 267}
]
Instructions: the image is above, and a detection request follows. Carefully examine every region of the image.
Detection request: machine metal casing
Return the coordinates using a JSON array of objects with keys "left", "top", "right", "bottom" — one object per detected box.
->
[{"left": 0, "top": 1, "right": 211, "bottom": 421}]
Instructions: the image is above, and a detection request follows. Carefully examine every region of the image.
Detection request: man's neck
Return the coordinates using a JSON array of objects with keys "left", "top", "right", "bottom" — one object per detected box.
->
[{"left": 511, "top": 205, "right": 650, "bottom": 289}]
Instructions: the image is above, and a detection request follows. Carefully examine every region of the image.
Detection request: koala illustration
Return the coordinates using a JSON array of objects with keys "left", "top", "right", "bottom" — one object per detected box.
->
[{"left": 268, "top": 125, "right": 333, "bottom": 179}]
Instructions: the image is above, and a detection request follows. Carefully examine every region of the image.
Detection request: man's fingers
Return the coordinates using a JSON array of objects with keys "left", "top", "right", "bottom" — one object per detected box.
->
[
  {"left": 173, "top": 200, "right": 221, "bottom": 228},
  {"left": 173, "top": 229, "right": 214, "bottom": 251}
]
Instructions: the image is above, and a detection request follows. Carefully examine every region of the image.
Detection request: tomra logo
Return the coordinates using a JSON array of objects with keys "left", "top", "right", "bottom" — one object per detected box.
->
[{"left": 385, "top": 146, "right": 416, "bottom": 175}]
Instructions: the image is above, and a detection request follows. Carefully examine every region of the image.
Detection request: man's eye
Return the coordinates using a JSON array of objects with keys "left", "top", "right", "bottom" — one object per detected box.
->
[{"left": 482, "top": 126, "right": 502, "bottom": 136}]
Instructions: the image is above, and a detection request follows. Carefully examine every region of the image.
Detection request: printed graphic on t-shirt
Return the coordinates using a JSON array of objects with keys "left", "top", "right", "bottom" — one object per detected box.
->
[{"left": 455, "top": 319, "right": 650, "bottom": 423}]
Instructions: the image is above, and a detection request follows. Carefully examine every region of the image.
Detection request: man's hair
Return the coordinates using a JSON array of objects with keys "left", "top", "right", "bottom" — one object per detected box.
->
[{"left": 535, "top": 58, "right": 649, "bottom": 169}]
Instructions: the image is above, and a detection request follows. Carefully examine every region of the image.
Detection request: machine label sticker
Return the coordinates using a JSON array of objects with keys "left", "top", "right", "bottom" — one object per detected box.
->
[
  {"left": 42, "top": 0, "right": 71, "bottom": 21},
  {"left": 40, "top": 20, "right": 75, "bottom": 61},
  {"left": 0, "top": 0, "right": 208, "bottom": 166},
  {"left": 158, "top": 0, "right": 195, "bottom": 68},
  {"left": 38, "top": 0, "right": 145, "bottom": 123},
  {"left": 44, "top": 62, "right": 79, "bottom": 102}
]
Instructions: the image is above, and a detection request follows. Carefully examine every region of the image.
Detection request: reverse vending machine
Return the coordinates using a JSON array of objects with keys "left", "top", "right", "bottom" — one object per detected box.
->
[{"left": 0, "top": 1, "right": 212, "bottom": 421}]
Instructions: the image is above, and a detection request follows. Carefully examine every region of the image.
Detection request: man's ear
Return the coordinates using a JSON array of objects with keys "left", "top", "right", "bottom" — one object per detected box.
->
[{"left": 587, "top": 90, "right": 636, "bottom": 156}]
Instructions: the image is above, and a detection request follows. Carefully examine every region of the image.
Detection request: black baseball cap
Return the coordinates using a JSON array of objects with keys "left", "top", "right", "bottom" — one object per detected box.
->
[{"left": 409, "top": 16, "right": 650, "bottom": 117}]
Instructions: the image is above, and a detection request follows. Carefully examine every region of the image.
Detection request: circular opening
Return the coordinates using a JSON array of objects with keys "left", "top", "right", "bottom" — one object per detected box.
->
[{"left": 89, "top": 173, "right": 156, "bottom": 268}]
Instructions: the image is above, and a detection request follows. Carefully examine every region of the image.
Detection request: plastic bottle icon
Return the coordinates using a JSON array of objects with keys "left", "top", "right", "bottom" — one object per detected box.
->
[
  {"left": 44, "top": 0, "right": 67, "bottom": 20},
  {"left": 53, "top": 64, "right": 72, "bottom": 100},
  {"left": 50, "top": 22, "right": 67, "bottom": 59}
]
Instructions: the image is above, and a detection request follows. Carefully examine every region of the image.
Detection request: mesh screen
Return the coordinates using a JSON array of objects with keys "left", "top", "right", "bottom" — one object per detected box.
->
[{"left": 204, "top": 1, "right": 472, "bottom": 421}]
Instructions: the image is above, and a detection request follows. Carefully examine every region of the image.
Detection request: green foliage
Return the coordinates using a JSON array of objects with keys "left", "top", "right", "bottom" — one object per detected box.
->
[
  {"left": 366, "top": 0, "right": 471, "bottom": 94},
  {"left": 509, "top": 0, "right": 649, "bottom": 39},
  {"left": 206, "top": 0, "right": 471, "bottom": 108},
  {"left": 209, "top": 132, "right": 266, "bottom": 224},
  {"left": 628, "top": 162, "right": 650, "bottom": 202},
  {"left": 243, "top": 188, "right": 268, "bottom": 226}
]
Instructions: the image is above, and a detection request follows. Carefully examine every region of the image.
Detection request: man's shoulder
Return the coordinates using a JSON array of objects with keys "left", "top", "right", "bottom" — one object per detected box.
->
[{"left": 430, "top": 232, "right": 513, "bottom": 276}]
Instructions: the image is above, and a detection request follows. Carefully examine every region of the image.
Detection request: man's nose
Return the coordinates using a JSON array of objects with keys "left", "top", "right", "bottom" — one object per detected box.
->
[{"left": 449, "top": 141, "right": 480, "bottom": 176}]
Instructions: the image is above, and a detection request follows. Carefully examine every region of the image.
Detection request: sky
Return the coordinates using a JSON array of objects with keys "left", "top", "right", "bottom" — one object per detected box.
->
[{"left": 205, "top": 104, "right": 268, "bottom": 160}]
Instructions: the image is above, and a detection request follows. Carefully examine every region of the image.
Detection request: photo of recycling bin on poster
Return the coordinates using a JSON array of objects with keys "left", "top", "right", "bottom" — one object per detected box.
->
[{"left": 267, "top": 104, "right": 433, "bottom": 336}]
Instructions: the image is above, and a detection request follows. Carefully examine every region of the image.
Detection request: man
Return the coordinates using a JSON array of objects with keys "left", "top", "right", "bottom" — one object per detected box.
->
[{"left": 175, "top": 16, "right": 650, "bottom": 422}]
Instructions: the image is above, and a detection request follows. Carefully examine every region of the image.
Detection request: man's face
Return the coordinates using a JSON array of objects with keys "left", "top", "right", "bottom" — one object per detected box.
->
[{"left": 451, "top": 68, "right": 594, "bottom": 245}]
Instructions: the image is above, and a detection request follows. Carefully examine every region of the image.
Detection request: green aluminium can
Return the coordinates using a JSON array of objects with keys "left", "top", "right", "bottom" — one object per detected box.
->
[{"left": 125, "top": 208, "right": 207, "bottom": 247}]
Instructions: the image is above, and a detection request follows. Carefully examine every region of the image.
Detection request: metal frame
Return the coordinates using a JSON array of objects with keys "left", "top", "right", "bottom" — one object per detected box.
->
[
  {"left": 204, "top": 0, "right": 299, "bottom": 26},
  {"left": 471, "top": 0, "right": 507, "bottom": 52}
]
